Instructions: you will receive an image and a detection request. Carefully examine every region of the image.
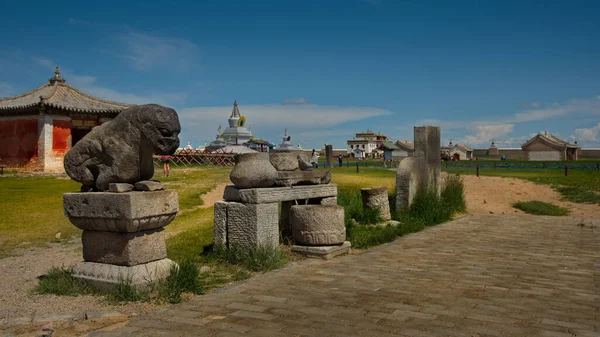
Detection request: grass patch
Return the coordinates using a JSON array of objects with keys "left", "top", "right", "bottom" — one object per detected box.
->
[
  {"left": 512, "top": 201, "right": 570, "bottom": 216},
  {"left": 341, "top": 174, "right": 467, "bottom": 249},
  {"left": 157, "top": 261, "right": 203, "bottom": 304},
  {"left": 209, "top": 244, "right": 288, "bottom": 273},
  {"left": 35, "top": 267, "right": 91, "bottom": 296}
]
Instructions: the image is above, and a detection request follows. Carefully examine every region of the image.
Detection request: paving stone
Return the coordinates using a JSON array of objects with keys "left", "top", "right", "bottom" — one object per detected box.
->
[{"left": 93, "top": 214, "right": 600, "bottom": 336}]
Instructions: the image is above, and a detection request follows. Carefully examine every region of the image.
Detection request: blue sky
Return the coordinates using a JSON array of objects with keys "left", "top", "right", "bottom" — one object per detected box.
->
[{"left": 1, "top": 0, "right": 599, "bottom": 149}]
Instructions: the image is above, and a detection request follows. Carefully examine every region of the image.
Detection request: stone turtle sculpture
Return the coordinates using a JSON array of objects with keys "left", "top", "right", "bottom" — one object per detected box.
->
[{"left": 64, "top": 104, "right": 181, "bottom": 191}]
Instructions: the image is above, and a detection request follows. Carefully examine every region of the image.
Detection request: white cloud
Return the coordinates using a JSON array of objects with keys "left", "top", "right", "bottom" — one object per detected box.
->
[
  {"left": 510, "top": 97, "right": 600, "bottom": 123},
  {"left": 180, "top": 103, "right": 392, "bottom": 129},
  {"left": 178, "top": 103, "right": 393, "bottom": 147},
  {"left": 282, "top": 97, "right": 309, "bottom": 105},
  {"left": 575, "top": 123, "right": 600, "bottom": 143},
  {"left": 31, "top": 57, "right": 54, "bottom": 70},
  {"left": 117, "top": 30, "right": 200, "bottom": 71},
  {"left": 461, "top": 124, "right": 514, "bottom": 146},
  {"left": 521, "top": 101, "right": 541, "bottom": 109}
]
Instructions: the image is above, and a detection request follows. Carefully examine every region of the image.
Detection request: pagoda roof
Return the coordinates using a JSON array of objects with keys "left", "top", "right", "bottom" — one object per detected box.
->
[
  {"left": 0, "top": 66, "right": 133, "bottom": 116},
  {"left": 380, "top": 141, "right": 400, "bottom": 151},
  {"left": 522, "top": 132, "right": 579, "bottom": 150},
  {"left": 394, "top": 140, "right": 415, "bottom": 151}
]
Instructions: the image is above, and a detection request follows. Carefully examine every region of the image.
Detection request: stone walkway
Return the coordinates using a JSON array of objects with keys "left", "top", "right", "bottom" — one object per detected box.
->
[{"left": 92, "top": 215, "right": 600, "bottom": 337}]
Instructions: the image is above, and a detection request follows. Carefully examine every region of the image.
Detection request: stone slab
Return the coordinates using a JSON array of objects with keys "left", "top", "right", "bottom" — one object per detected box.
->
[
  {"left": 63, "top": 190, "right": 178, "bottom": 232},
  {"left": 227, "top": 202, "right": 279, "bottom": 248},
  {"left": 82, "top": 228, "right": 167, "bottom": 266},
  {"left": 72, "top": 258, "right": 176, "bottom": 290},
  {"left": 223, "top": 184, "right": 337, "bottom": 204},
  {"left": 274, "top": 170, "right": 331, "bottom": 187},
  {"left": 291, "top": 241, "right": 351, "bottom": 260},
  {"left": 134, "top": 180, "right": 165, "bottom": 191}
]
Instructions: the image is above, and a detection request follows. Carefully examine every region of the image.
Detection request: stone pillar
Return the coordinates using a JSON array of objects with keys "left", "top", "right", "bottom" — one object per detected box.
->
[
  {"left": 63, "top": 188, "right": 178, "bottom": 289},
  {"left": 414, "top": 126, "right": 441, "bottom": 196},
  {"left": 37, "top": 114, "right": 53, "bottom": 172},
  {"left": 325, "top": 144, "right": 333, "bottom": 168},
  {"left": 361, "top": 186, "right": 391, "bottom": 221}
]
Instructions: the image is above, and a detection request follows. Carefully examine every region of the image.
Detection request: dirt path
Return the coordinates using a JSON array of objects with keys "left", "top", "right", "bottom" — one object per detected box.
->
[
  {"left": 460, "top": 175, "right": 600, "bottom": 217},
  {"left": 199, "top": 182, "right": 228, "bottom": 208}
]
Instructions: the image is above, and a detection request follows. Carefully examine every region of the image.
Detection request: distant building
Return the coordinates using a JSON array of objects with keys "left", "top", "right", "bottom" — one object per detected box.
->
[
  {"left": 347, "top": 129, "right": 388, "bottom": 159},
  {"left": 0, "top": 66, "right": 132, "bottom": 171},
  {"left": 521, "top": 132, "right": 579, "bottom": 161},
  {"left": 450, "top": 144, "right": 474, "bottom": 160},
  {"left": 246, "top": 139, "right": 274, "bottom": 152},
  {"left": 393, "top": 140, "right": 415, "bottom": 158}
]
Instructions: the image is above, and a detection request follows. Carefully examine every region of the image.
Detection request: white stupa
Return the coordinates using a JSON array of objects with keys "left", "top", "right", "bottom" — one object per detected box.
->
[
  {"left": 277, "top": 129, "right": 297, "bottom": 151},
  {"left": 220, "top": 100, "right": 253, "bottom": 145}
]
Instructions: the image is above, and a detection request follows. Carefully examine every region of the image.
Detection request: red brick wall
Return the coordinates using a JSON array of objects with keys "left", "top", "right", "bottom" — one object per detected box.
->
[
  {"left": 0, "top": 119, "right": 38, "bottom": 166},
  {"left": 52, "top": 119, "right": 71, "bottom": 156}
]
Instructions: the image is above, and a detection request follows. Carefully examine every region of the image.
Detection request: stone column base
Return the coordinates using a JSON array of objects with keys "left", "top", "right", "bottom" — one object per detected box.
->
[
  {"left": 72, "top": 258, "right": 176, "bottom": 290},
  {"left": 291, "top": 241, "right": 351, "bottom": 260}
]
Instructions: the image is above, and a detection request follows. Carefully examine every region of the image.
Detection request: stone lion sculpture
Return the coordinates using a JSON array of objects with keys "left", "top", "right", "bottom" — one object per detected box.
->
[{"left": 64, "top": 104, "right": 181, "bottom": 191}]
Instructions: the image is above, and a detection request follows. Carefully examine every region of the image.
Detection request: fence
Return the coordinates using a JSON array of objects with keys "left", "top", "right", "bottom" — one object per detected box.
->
[{"left": 153, "top": 149, "right": 236, "bottom": 167}]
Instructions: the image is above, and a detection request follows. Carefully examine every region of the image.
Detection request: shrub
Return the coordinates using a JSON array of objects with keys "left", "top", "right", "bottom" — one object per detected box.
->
[
  {"left": 441, "top": 174, "right": 466, "bottom": 214},
  {"left": 512, "top": 201, "right": 570, "bottom": 216},
  {"left": 35, "top": 267, "right": 90, "bottom": 296}
]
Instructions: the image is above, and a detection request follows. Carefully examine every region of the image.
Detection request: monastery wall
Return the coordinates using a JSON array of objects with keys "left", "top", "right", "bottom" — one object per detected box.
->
[{"left": 0, "top": 118, "right": 39, "bottom": 167}]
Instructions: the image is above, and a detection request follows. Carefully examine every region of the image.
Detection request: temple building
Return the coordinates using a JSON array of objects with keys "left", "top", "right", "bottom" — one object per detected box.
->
[
  {"left": 347, "top": 129, "right": 388, "bottom": 159},
  {"left": 0, "top": 67, "right": 132, "bottom": 171},
  {"left": 220, "top": 100, "right": 253, "bottom": 145},
  {"left": 521, "top": 132, "right": 579, "bottom": 161}
]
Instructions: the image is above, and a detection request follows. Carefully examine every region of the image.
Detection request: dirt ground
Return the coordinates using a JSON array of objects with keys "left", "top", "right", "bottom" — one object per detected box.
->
[
  {"left": 1, "top": 176, "right": 599, "bottom": 336},
  {"left": 460, "top": 174, "right": 600, "bottom": 217}
]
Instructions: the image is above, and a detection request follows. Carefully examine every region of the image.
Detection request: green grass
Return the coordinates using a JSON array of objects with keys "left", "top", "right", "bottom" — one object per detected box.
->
[
  {"left": 443, "top": 165, "right": 600, "bottom": 204},
  {"left": 156, "top": 261, "right": 203, "bottom": 304},
  {"left": 0, "top": 166, "right": 231, "bottom": 255},
  {"left": 35, "top": 267, "right": 91, "bottom": 296},
  {"left": 340, "top": 174, "right": 467, "bottom": 249},
  {"left": 512, "top": 201, "right": 570, "bottom": 216}
]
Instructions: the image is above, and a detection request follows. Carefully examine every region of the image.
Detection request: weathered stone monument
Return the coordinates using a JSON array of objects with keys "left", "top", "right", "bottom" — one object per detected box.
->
[
  {"left": 63, "top": 104, "right": 181, "bottom": 289},
  {"left": 361, "top": 186, "right": 391, "bottom": 221},
  {"left": 325, "top": 144, "right": 333, "bottom": 168},
  {"left": 396, "top": 126, "right": 441, "bottom": 209},
  {"left": 215, "top": 152, "right": 350, "bottom": 259}
]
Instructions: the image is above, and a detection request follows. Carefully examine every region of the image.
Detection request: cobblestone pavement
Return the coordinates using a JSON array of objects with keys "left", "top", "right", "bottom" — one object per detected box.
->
[{"left": 92, "top": 215, "right": 599, "bottom": 337}]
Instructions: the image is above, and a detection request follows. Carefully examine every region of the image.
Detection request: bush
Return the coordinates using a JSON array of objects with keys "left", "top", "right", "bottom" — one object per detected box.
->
[
  {"left": 210, "top": 244, "right": 288, "bottom": 272},
  {"left": 441, "top": 174, "right": 466, "bottom": 214},
  {"left": 512, "top": 201, "right": 570, "bottom": 216},
  {"left": 35, "top": 267, "right": 90, "bottom": 296}
]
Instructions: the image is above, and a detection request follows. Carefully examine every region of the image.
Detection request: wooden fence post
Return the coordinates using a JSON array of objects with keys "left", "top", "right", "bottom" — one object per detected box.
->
[{"left": 476, "top": 164, "right": 479, "bottom": 177}]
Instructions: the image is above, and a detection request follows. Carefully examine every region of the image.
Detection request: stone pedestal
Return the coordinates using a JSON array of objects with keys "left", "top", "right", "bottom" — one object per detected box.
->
[
  {"left": 361, "top": 186, "right": 391, "bottom": 221},
  {"left": 289, "top": 204, "right": 351, "bottom": 260},
  {"left": 63, "top": 190, "right": 179, "bottom": 289},
  {"left": 217, "top": 184, "right": 340, "bottom": 249}
]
